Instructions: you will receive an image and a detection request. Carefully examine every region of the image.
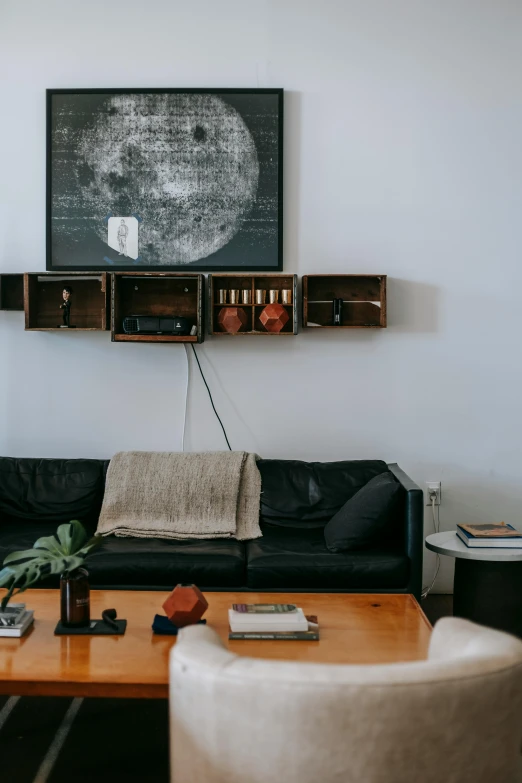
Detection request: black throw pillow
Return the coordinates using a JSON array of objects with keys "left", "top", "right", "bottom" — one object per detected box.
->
[{"left": 324, "top": 471, "right": 401, "bottom": 552}]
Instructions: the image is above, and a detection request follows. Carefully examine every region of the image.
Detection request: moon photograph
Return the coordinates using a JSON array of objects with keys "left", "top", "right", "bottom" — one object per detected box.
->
[{"left": 48, "top": 89, "right": 283, "bottom": 271}]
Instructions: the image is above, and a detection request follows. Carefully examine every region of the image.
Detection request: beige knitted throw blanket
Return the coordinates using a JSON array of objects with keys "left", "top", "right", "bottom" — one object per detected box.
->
[{"left": 96, "top": 451, "right": 262, "bottom": 541}]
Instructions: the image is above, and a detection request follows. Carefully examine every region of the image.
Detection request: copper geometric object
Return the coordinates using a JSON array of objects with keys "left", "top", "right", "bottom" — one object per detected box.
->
[
  {"left": 217, "top": 306, "right": 248, "bottom": 334},
  {"left": 162, "top": 584, "right": 209, "bottom": 627},
  {"left": 259, "top": 303, "right": 290, "bottom": 333}
]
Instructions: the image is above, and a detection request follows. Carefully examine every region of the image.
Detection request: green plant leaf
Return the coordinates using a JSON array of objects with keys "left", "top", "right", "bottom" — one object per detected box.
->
[
  {"left": 56, "top": 524, "right": 73, "bottom": 555},
  {"left": 0, "top": 554, "right": 85, "bottom": 609},
  {"left": 3, "top": 549, "right": 54, "bottom": 565},
  {"left": 0, "top": 520, "right": 100, "bottom": 610},
  {"left": 1, "top": 580, "right": 18, "bottom": 611},
  {"left": 0, "top": 566, "right": 17, "bottom": 587},
  {"left": 69, "top": 520, "right": 89, "bottom": 554},
  {"left": 33, "top": 534, "right": 65, "bottom": 556},
  {"left": 56, "top": 520, "right": 87, "bottom": 555}
]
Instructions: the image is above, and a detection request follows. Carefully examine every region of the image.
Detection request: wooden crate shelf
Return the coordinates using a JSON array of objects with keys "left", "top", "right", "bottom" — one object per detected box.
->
[
  {"left": 111, "top": 272, "right": 204, "bottom": 343},
  {"left": 208, "top": 274, "right": 297, "bottom": 335},
  {"left": 302, "top": 275, "right": 387, "bottom": 329},
  {"left": 0, "top": 274, "right": 24, "bottom": 311},
  {"left": 24, "top": 273, "right": 110, "bottom": 331}
]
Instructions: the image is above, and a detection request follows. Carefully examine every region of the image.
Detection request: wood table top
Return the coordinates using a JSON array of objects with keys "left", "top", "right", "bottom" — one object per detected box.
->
[{"left": 0, "top": 590, "right": 431, "bottom": 699}]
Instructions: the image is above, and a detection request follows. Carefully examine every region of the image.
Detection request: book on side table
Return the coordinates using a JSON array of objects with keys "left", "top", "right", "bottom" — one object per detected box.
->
[
  {"left": 456, "top": 523, "right": 522, "bottom": 549},
  {"left": 228, "top": 604, "right": 320, "bottom": 640}
]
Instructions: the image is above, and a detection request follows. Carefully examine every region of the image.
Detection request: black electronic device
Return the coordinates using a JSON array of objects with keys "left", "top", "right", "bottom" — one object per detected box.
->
[
  {"left": 122, "top": 315, "right": 191, "bottom": 335},
  {"left": 333, "top": 298, "right": 343, "bottom": 326}
]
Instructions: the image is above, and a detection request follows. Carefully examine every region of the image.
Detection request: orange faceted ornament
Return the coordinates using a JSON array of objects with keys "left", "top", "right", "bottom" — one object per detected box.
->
[
  {"left": 162, "top": 584, "right": 209, "bottom": 627},
  {"left": 217, "top": 306, "right": 248, "bottom": 334},
  {"left": 259, "top": 303, "right": 290, "bottom": 333}
]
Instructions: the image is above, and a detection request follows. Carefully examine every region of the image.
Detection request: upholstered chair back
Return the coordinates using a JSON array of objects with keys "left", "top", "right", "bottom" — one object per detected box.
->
[{"left": 169, "top": 618, "right": 522, "bottom": 783}]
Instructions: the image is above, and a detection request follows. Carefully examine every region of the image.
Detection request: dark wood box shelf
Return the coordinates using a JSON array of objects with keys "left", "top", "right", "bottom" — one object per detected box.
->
[
  {"left": 24, "top": 273, "right": 110, "bottom": 331},
  {"left": 0, "top": 274, "right": 24, "bottom": 311},
  {"left": 208, "top": 274, "right": 297, "bottom": 335},
  {"left": 111, "top": 272, "right": 204, "bottom": 343},
  {"left": 302, "top": 275, "right": 387, "bottom": 329}
]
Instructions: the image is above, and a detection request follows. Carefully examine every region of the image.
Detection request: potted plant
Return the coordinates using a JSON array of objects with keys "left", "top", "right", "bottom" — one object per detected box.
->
[{"left": 0, "top": 520, "right": 101, "bottom": 627}]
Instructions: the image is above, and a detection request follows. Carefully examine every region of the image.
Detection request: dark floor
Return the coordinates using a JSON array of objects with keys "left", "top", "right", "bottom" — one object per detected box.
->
[
  {"left": 0, "top": 696, "right": 169, "bottom": 783},
  {"left": 422, "top": 593, "right": 453, "bottom": 626},
  {"left": 0, "top": 594, "right": 453, "bottom": 783}
]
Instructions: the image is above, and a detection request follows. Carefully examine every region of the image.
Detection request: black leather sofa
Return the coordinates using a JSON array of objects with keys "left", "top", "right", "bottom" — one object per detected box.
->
[{"left": 0, "top": 457, "right": 423, "bottom": 600}]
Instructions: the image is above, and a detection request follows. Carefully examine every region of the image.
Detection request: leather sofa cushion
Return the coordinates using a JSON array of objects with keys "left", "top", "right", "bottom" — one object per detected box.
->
[
  {"left": 0, "top": 458, "right": 109, "bottom": 525},
  {"left": 0, "top": 521, "right": 246, "bottom": 590},
  {"left": 324, "top": 472, "right": 402, "bottom": 552},
  {"left": 246, "top": 525, "right": 409, "bottom": 589},
  {"left": 87, "top": 535, "right": 246, "bottom": 588},
  {"left": 257, "top": 459, "right": 389, "bottom": 528}
]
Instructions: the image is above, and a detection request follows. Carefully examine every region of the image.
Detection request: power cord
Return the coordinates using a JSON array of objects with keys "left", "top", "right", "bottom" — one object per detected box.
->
[
  {"left": 181, "top": 344, "right": 190, "bottom": 452},
  {"left": 188, "top": 344, "right": 232, "bottom": 451},
  {"left": 421, "top": 493, "right": 440, "bottom": 600}
]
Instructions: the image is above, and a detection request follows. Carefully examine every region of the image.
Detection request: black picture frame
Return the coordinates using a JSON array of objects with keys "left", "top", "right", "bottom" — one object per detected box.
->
[{"left": 47, "top": 88, "right": 284, "bottom": 272}]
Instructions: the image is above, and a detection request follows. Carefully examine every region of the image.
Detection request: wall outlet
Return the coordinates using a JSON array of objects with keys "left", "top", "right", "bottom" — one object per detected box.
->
[{"left": 426, "top": 481, "right": 441, "bottom": 506}]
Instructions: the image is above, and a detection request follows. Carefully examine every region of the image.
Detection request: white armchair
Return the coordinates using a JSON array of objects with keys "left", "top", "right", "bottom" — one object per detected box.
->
[{"left": 169, "top": 618, "right": 522, "bottom": 783}]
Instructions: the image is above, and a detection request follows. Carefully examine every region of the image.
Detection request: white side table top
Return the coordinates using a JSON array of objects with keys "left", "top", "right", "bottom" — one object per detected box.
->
[{"left": 425, "top": 531, "right": 522, "bottom": 562}]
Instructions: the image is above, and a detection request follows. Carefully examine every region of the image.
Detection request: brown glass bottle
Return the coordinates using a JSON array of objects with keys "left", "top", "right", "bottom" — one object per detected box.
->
[{"left": 60, "top": 567, "right": 90, "bottom": 628}]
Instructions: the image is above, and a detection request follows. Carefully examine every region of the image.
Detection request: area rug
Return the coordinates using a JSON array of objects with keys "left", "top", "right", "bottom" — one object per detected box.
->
[{"left": 0, "top": 696, "right": 168, "bottom": 783}]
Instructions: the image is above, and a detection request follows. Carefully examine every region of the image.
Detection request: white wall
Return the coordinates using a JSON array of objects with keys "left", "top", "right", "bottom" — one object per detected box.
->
[{"left": 2, "top": 0, "right": 522, "bottom": 591}]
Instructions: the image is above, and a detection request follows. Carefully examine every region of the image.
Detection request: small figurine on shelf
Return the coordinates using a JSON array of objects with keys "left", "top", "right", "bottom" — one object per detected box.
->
[{"left": 59, "top": 286, "right": 73, "bottom": 328}]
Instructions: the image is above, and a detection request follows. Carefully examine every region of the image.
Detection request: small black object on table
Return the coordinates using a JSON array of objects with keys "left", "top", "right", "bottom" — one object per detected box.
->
[{"left": 55, "top": 608, "right": 126, "bottom": 636}]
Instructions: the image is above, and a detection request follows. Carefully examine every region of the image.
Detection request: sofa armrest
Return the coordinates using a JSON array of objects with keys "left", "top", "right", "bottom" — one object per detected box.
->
[{"left": 387, "top": 463, "right": 424, "bottom": 601}]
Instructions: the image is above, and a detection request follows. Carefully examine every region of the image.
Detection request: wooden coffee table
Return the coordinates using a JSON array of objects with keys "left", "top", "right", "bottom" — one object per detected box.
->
[{"left": 0, "top": 590, "right": 431, "bottom": 699}]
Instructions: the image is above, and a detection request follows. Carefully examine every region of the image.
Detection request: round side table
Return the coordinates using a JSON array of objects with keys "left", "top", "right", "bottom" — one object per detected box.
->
[{"left": 425, "top": 531, "right": 522, "bottom": 637}]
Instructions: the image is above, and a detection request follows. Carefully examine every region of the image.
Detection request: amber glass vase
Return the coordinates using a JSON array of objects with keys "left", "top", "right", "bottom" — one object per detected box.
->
[{"left": 60, "top": 567, "right": 90, "bottom": 628}]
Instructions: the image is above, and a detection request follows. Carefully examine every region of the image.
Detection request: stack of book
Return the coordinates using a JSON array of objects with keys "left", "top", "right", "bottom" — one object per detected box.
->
[
  {"left": 456, "top": 523, "right": 522, "bottom": 549},
  {"left": 228, "top": 603, "right": 319, "bottom": 641},
  {"left": 0, "top": 603, "right": 34, "bottom": 637}
]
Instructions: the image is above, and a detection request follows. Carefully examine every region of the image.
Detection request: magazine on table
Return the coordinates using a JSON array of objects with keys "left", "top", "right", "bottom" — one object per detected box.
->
[
  {"left": 457, "top": 523, "right": 522, "bottom": 549},
  {"left": 229, "top": 604, "right": 320, "bottom": 640}
]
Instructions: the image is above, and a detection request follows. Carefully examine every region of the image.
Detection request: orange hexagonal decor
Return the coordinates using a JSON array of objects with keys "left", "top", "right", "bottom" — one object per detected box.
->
[
  {"left": 259, "top": 303, "right": 290, "bottom": 333},
  {"left": 217, "top": 306, "right": 248, "bottom": 333},
  {"left": 162, "top": 584, "right": 209, "bottom": 627}
]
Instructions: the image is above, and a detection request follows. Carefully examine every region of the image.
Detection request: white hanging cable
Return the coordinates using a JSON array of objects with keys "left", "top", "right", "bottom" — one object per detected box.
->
[
  {"left": 421, "top": 495, "right": 441, "bottom": 600},
  {"left": 181, "top": 344, "right": 190, "bottom": 452}
]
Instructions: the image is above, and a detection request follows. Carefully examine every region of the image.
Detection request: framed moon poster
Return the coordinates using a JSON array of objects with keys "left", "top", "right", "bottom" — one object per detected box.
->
[{"left": 46, "top": 88, "right": 283, "bottom": 271}]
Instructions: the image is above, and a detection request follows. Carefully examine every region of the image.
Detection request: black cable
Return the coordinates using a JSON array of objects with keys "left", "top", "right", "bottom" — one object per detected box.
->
[{"left": 190, "top": 344, "right": 232, "bottom": 450}]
